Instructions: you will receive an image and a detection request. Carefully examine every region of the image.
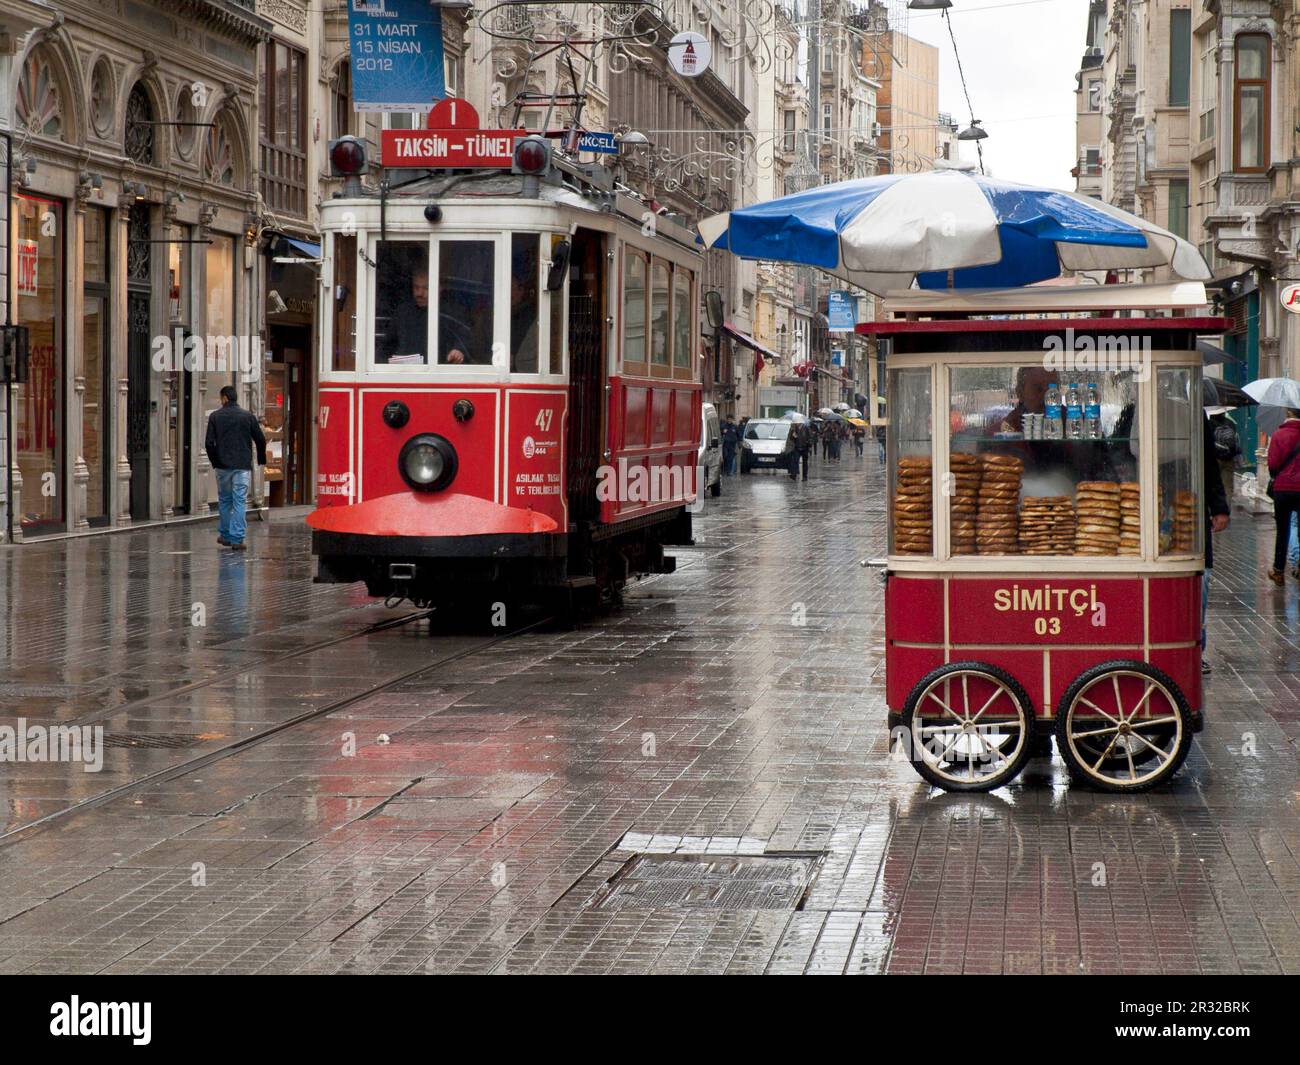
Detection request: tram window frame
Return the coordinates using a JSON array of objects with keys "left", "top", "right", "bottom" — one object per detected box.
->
[
  {"left": 650, "top": 258, "right": 671, "bottom": 377},
  {"left": 366, "top": 234, "right": 506, "bottom": 372},
  {"left": 622, "top": 247, "right": 648, "bottom": 376},
  {"left": 330, "top": 232, "right": 358, "bottom": 373},
  {"left": 371, "top": 238, "right": 432, "bottom": 370},
  {"left": 546, "top": 234, "right": 567, "bottom": 376},
  {"left": 672, "top": 267, "right": 694, "bottom": 379},
  {"left": 509, "top": 232, "right": 541, "bottom": 374}
]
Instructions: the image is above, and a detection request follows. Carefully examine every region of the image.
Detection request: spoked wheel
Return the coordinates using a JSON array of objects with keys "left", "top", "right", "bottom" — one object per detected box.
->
[
  {"left": 899, "top": 662, "right": 1035, "bottom": 792},
  {"left": 1054, "top": 661, "right": 1192, "bottom": 792}
]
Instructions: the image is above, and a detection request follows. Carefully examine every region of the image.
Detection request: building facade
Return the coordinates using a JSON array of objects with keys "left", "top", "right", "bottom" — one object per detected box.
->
[{"left": 1, "top": 0, "right": 268, "bottom": 542}]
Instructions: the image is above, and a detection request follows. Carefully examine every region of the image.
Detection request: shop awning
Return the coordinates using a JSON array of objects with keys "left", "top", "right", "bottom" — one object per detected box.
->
[
  {"left": 281, "top": 236, "right": 321, "bottom": 258},
  {"left": 721, "top": 322, "right": 779, "bottom": 361}
]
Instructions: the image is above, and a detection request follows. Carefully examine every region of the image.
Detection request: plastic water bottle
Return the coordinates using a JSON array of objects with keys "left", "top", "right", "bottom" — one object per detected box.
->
[
  {"left": 1044, "top": 384, "right": 1063, "bottom": 440},
  {"left": 1065, "top": 381, "right": 1083, "bottom": 440},
  {"left": 1084, "top": 383, "right": 1101, "bottom": 439}
]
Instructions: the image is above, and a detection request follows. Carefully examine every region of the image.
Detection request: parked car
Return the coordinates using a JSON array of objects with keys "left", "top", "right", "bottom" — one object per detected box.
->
[
  {"left": 740, "top": 418, "right": 796, "bottom": 474},
  {"left": 698, "top": 402, "right": 722, "bottom": 499}
]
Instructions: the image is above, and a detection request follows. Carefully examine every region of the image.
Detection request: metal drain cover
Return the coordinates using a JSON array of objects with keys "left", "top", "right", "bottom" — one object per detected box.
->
[
  {"left": 102, "top": 732, "right": 210, "bottom": 750},
  {"left": 593, "top": 853, "right": 818, "bottom": 911}
]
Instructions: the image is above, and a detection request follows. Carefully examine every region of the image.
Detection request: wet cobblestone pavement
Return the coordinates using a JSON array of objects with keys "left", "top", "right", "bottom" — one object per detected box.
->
[{"left": 1, "top": 455, "right": 1298, "bottom": 974}]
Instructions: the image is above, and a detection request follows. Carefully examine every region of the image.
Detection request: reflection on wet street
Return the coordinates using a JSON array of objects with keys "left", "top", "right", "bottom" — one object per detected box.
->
[{"left": 1, "top": 455, "right": 1298, "bottom": 973}]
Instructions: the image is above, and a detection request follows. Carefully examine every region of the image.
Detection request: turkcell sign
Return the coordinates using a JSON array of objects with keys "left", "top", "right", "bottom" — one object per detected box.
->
[
  {"left": 828, "top": 291, "right": 856, "bottom": 331},
  {"left": 577, "top": 132, "right": 618, "bottom": 155},
  {"left": 348, "top": 0, "right": 445, "bottom": 112}
]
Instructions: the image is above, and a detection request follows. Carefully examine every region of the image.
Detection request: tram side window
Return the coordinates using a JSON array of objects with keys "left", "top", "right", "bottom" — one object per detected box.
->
[
  {"left": 548, "top": 236, "right": 565, "bottom": 375},
  {"left": 332, "top": 234, "right": 357, "bottom": 372},
  {"left": 651, "top": 260, "right": 670, "bottom": 366},
  {"left": 624, "top": 250, "right": 647, "bottom": 370},
  {"left": 672, "top": 269, "right": 692, "bottom": 371},
  {"left": 510, "top": 233, "right": 540, "bottom": 373},
  {"left": 439, "top": 240, "right": 494, "bottom": 365},
  {"left": 374, "top": 241, "right": 429, "bottom": 366}
]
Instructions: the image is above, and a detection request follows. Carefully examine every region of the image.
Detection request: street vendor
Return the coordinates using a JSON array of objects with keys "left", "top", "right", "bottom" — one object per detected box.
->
[{"left": 1000, "top": 366, "right": 1060, "bottom": 433}]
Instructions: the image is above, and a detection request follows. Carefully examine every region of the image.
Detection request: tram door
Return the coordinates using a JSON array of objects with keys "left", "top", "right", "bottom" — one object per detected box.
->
[{"left": 565, "top": 228, "right": 605, "bottom": 531}]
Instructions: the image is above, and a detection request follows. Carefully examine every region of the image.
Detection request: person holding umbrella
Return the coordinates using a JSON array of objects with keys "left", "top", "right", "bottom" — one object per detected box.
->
[{"left": 1243, "top": 378, "right": 1300, "bottom": 585}]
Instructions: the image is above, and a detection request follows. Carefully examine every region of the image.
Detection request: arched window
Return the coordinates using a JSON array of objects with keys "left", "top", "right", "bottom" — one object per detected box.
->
[
  {"left": 1233, "top": 34, "right": 1270, "bottom": 172},
  {"left": 125, "top": 83, "right": 155, "bottom": 164},
  {"left": 204, "top": 115, "right": 235, "bottom": 186},
  {"left": 16, "top": 50, "right": 63, "bottom": 140}
]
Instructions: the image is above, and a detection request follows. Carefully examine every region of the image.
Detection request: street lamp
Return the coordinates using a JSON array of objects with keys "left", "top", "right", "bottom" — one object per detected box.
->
[
  {"left": 958, "top": 120, "right": 988, "bottom": 141},
  {"left": 908, "top": 0, "right": 952, "bottom": 8}
]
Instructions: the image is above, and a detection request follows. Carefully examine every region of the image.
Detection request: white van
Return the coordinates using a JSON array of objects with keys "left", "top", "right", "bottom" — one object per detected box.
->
[{"left": 699, "top": 403, "right": 722, "bottom": 499}]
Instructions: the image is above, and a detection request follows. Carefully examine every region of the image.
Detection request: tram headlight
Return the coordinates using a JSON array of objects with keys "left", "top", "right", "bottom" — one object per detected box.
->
[{"left": 398, "top": 434, "right": 457, "bottom": 492}]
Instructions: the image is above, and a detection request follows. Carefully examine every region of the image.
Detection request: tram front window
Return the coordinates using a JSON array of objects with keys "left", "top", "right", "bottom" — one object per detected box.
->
[
  {"left": 510, "top": 234, "right": 540, "bottom": 373},
  {"left": 439, "top": 240, "right": 494, "bottom": 365},
  {"left": 374, "top": 241, "right": 430, "bottom": 365}
]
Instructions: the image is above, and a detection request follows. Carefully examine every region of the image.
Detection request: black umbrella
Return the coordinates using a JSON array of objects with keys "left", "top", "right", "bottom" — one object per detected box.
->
[
  {"left": 1197, "top": 339, "right": 1242, "bottom": 366},
  {"left": 1201, "top": 377, "right": 1257, "bottom": 408}
]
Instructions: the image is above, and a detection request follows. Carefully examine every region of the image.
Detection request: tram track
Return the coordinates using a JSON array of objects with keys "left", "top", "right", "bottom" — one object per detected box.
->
[{"left": 0, "top": 610, "right": 558, "bottom": 847}]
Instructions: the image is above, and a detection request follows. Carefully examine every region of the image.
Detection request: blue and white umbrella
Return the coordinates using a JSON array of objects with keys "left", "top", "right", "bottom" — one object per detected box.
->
[{"left": 697, "top": 170, "right": 1211, "bottom": 294}]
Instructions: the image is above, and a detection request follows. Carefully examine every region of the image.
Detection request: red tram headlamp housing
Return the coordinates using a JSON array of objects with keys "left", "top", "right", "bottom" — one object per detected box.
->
[
  {"left": 511, "top": 135, "right": 552, "bottom": 177},
  {"left": 398, "top": 433, "right": 458, "bottom": 493},
  {"left": 328, "top": 136, "right": 368, "bottom": 177}
]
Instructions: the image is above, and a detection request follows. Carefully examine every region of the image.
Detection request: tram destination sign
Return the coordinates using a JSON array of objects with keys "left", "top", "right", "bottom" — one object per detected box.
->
[{"left": 381, "top": 99, "right": 525, "bottom": 168}]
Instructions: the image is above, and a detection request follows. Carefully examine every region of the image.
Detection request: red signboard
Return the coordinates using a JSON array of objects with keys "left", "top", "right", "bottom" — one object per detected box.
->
[
  {"left": 949, "top": 576, "right": 1143, "bottom": 645},
  {"left": 380, "top": 98, "right": 525, "bottom": 169}
]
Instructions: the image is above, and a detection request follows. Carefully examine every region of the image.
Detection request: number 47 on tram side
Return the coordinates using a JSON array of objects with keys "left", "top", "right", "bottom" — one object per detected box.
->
[{"left": 306, "top": 128, "right": 707, "bottom": 619}]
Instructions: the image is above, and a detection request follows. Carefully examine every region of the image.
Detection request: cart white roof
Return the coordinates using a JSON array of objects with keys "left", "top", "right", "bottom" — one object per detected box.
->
[{"left": 882, "top": 281, "right": 1209, "bottom": 317}]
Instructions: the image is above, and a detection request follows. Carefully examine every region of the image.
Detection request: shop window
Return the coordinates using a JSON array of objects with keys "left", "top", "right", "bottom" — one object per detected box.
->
[
  {"left": 510, "top": 233, "right": 540, "bottom": 373},
  {"left": 205, "top": 236, "right": 237, "bottom": 375},
  {"left": 672, "top": 269, "right": 692, "bottom": 371},
  {"left": 15, "top": 194, "right": 64, "bottom": 532},
  {"left": 651, "top": 260, "right": 670, "bottom": 367},
  {"left": 332, "top": 233, "right": 357, "bottom": 372},
  {"left": 373, "top": 240, "right": 430, "bottom": 365},
  {"left": 1157, "top": 366, "right": 1203, "bottom": 557},
  {"left": 623, "top": 250, "right": 647, "bottom": 371},
  {"left": 887, "top": 366, "right": 931, "bottom": 556},
  {"left": 260, "top": 39, "right": 307, "bottom": 215},
  {"left": 1233, "top": 34, "right": 1270, "bottom": 172}
]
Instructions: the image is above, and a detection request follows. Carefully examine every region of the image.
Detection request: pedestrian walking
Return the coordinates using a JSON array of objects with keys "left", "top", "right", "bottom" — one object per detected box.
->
[
  {"left": 1200, "top": 414, "right": 1231, "bottom": 673},
  {"left": 791, "top": 419, "right": 812, "bottom": 480},
  {"left": 1265, "top": 407, "right": 1300, "bottom": 585},
  {"left": 1209, "top": 410, "right": 1240, "bottom": 502},
  {"left": 205, "top": 385, "right": 267, "bottom": 552},
  {"left": 875, "top": 423, "right": 886, "bottom": 465},
  {"left": 821, "top": 423, "right": 832, "bottom": 460},
  {"left": 853, "top": 426, "right": 865, "bottom": 457},
  {"left": 721, "top": 415, "right": 739, "bottom": 476}
]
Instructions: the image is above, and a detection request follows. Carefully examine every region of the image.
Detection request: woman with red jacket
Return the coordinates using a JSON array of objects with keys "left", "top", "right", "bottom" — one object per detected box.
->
[{"left": 1266, "top": 408, "right": 1300, "bottom": 583}]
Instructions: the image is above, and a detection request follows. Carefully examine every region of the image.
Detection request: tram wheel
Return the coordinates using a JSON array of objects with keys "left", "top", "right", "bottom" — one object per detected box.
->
[
  {"left": 1054, "top": 660, "right": 1192, "bottom": 792},
  {"left": 899, "top": 662, "right": 1035, "bottom": 792}
]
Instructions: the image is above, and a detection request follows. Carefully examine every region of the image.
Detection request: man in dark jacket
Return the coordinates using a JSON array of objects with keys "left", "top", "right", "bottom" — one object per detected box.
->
[
  {"left": 205, "top": 385, "right": 267, "bottom": 551},
  {"left": 791, "top": 420, "right": 812, "bottom": 480},
  {"left": 1201, "top": 414, "right": 1231, "bottom": 672}
]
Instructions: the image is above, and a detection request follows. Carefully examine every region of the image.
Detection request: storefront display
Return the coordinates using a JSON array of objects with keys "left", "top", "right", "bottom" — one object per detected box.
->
[{"left": 15, "top": 194, "right": 64, "bottom": 533}]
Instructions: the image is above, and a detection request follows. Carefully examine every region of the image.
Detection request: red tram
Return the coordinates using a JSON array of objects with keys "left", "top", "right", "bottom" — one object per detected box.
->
[{"left": 306, "top": 128, "right": 704, "bottom": 613}]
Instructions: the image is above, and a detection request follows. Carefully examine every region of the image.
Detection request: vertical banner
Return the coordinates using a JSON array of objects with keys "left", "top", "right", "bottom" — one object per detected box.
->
[
  {"left": 348, "top": 0, "right": 446, "bottom": 112},
  {"left": 827, "top": 291, "right": 857, "bottom": 331}
]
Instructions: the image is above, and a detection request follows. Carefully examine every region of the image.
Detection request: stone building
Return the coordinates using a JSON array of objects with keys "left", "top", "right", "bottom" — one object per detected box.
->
[{"left": 1, "top": 0, "right": 268, "bottom": 541}]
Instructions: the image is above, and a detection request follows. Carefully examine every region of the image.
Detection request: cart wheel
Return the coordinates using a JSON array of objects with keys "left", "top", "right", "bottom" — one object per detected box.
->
[
  {"left": 1054, "top": 661, "right": 1192, "bottom": 792},
  {"left": 900, "top": 662, "right": 1035, "bottom": 792}
]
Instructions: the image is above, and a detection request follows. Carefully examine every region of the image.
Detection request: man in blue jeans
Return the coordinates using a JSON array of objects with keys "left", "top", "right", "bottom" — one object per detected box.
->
[{"left": 204, "top": 385, "right": 267, "bottom": 551}]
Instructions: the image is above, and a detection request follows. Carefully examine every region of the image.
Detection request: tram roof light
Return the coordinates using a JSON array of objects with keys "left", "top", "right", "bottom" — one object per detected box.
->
[
  {"left": 512, "top": 135, "right": 552, "bottom": 177},
  {"left": 328, "top": 136, "right": 368, "bottom": 177}
]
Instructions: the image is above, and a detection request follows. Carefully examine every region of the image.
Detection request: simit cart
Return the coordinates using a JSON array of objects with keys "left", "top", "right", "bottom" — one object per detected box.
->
[{"left": 861, "top": 281, "right": 1227, "bottom": 793}]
